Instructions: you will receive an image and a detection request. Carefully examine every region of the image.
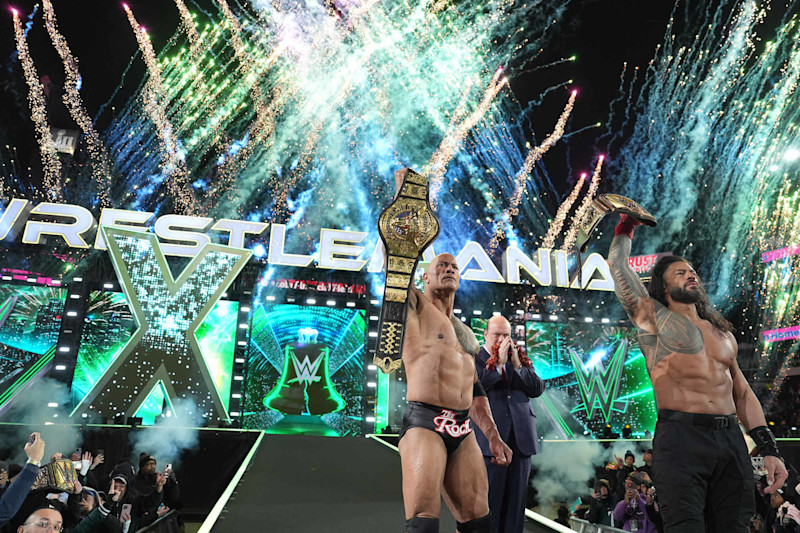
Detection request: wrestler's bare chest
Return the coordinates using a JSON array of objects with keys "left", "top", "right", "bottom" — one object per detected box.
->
[
  {"left": 402, "top": 299, "right": 475, "bottom": 408},
  {"left": 641, "top": 310, "right": 737, "bottom": 411},
  {"left": 640, "top": 308, "right": 734, "bottom": 369}
]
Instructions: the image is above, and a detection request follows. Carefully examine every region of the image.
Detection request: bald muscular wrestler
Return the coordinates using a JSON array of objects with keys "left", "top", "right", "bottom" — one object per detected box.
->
[
  {"left": 398, "top": 250, "right": 512, "bottom": 533},
  {"left": 608, "top": 214, "right": 788, "bottom": 532}
]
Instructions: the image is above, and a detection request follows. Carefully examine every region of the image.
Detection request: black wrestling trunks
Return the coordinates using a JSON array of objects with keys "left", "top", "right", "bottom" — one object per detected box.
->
[{"left": 399, "top": 401, "right": 473, "bottom": 455}]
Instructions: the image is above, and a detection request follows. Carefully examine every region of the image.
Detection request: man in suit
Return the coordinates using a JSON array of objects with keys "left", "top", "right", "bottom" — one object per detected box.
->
[{"left": 474, "top": 315, "right": 546, "bottom": 533}]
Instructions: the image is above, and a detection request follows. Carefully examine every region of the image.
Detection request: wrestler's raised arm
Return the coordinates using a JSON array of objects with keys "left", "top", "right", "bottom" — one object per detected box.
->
[{"left": 608, "top": 215, "right": 663, "bottom": 325}]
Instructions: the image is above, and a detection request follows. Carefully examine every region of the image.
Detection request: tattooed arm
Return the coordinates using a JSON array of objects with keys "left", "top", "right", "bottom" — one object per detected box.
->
[
  {"left": 451, "top": 317, "right": 512, "bottom": 463},
  {"left": 608, "top": 229, "right": 663, "bottom": 369},
  {"left": 451, "top": 316, "right": 480, "bottom": 357},
  {"left": 608, "top": 233, "right": 650, "bottom": 321}
]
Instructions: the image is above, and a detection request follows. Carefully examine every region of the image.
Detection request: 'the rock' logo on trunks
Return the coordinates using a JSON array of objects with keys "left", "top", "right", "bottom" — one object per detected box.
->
[{"left": 433, "top": 409, "right": 472, "bottom": 438}]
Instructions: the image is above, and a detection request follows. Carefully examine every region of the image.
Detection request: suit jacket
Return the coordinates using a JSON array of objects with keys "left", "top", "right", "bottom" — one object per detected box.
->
[{"left": 473, "top": 346, "right": 545, "bottom": 457}]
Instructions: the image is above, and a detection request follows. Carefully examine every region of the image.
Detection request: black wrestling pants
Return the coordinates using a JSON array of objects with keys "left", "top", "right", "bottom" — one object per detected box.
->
[{"left": 652, "top": 410, "right": 755, "bottom": 533}]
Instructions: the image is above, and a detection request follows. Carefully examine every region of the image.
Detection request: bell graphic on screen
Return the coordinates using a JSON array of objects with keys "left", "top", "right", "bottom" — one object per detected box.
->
[{"left": 263, "top": 327, "right": 345, "bottom": 416}]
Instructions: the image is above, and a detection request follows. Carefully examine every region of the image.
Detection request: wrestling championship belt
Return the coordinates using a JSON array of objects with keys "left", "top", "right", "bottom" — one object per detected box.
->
[
  {"left": 30, "top": 459, "right": 79, "bottom": 493},
  {"left": 374, "top": 169, "right": 440, "bottom": 374},
  {"left": 576, "top": 193, "right": 657, "bottom": 252}
]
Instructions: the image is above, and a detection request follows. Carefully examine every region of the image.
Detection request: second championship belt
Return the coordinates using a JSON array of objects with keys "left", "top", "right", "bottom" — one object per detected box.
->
[
  {"left": 576, "top": 193, "right": 657, "bottom": 252},
  {"left": 374, "top": 169, "right": 440, "bottom": 374}
]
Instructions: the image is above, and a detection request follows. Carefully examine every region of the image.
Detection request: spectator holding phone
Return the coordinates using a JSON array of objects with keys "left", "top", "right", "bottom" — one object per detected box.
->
[
  {"left": 613, "top": 475, "right": 659, "bottom": 533},
  {"left": 134, "top": 453, "right": 181, "bottom": 528},
  {"left": 0, "top": 432, "right": 45, "bottom": 527},
  {"left": 645, "top": 484, "right": 663, "bottom": 533},
  {"left": 100, "top": 465, "right": 163, "bottom": 532},
  {"left": 587, "top": 478, "right": 618, "bottom": 526}
]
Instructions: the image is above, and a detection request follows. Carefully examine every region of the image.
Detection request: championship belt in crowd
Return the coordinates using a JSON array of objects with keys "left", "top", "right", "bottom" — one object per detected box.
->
[
  {"left": 576, "top": 193, "right": 657, "bottom": 252},
  {"left": 30, "top": 459, "right": 79, "bottom": 493},
  {"left": 374, "top": 169, "right": 440, "bottom": 374}
]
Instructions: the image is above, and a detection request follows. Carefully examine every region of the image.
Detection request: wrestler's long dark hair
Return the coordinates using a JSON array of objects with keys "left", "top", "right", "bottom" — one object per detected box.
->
[{"left": 647, "top": 255, "right": 735, "bottom": 334}]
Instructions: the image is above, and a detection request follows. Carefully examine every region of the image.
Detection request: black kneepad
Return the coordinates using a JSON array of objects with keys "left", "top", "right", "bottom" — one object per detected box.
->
[
  {"left": 456, "top": 513, "right": 491, "bottom": 533},
  {"left": 405, "top": 516, "right": 439, "bottom": 533}
]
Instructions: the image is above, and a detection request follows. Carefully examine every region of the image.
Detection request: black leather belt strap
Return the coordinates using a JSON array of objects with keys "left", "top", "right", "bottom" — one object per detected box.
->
[
  {"left": 374, "top": 169, "right": 440, "bottom": 374},
  {"left": 658, "top": 409, "right": 738, "bottom": 430}
]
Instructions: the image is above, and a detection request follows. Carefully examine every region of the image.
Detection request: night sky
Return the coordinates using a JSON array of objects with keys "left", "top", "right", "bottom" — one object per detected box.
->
[{"left": 0, "top": 0, "right": 679, "bottom": 195}]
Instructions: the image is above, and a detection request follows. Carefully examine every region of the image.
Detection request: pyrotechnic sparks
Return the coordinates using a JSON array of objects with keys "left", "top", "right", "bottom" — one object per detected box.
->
[
  {"left": 101, "top": 0, "right": 571, "bottom": 254},
  {"left": 42, "top": 0, "right": 112, "bottom": 208},
  {"left": 428, "top": 68, "right": 508, "bottom": 204},
  {"left": 122, "top": 3, "right": 196, "bottom": 214},
  {"left": 486, "top": 90, "right": 576, "bottom": 254},
  {"left": 12, "top": 9, "right": 62, "bottom": 202},
  {"left": 173, "top": 0, "right": 201, "bottom": 53},
  {"left": 542, "top": 173, "right": 586, "bottom": 250},
  {"left": 563, "top": 156, "right": 603, "bottom": 249},
  {"left": 604, "top": 0, "right": 800, "bottom": 410}
]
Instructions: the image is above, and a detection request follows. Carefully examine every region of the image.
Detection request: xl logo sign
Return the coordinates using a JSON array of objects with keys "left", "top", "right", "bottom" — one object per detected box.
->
[
  {"left": 569, "top": 340, "right": 629, "bottom": 422},
  {"left": 70, "top": 226, "right": 251, "bottom": 422}
]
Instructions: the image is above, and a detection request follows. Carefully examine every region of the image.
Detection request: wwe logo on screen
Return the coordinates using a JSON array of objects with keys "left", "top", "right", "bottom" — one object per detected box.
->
[
  {"left": 288, "top": 355, "right": 324, "bottom": 386},
  {"left": 569, "top": 340, "right": 629, "bottom": 423}
]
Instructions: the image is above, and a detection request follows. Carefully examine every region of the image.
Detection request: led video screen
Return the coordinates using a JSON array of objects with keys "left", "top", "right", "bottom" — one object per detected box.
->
[
  {"left": 71, "top": 291, "right": 238, "bottom": 424},
  {"left": 243, "top": 303, "right": 366, "bottom": 436},
  {"left": 0, "top": 284, "right": 67, "bottom": 411},
  {"left": 470, "top": 318, "right": 656, "bottom": 439},
  {"left": 526, "top": 321, "right": 656, "bottom": 438}
]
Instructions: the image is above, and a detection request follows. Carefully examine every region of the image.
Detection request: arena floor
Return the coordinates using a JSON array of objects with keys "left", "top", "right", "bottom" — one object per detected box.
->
[{"left": 211, "top": 434, "right": 558, "bottom": 532}]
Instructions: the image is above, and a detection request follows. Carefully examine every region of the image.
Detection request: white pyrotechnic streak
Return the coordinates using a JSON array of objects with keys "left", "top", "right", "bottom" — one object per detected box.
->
[
  {"left": 123, "top": 3, "right": 196, "bottom": 214},
  {"left": 428, "top": 68, "right": 508, "bottom": 204},
  {"left": 43, "top": 0, "right": 112, "bottom": 207},
  {"left": 488, "top": 90, "right": 577, "bottom": 253},
  {"left": 12, "top": 9, "right": 62, "bottom": 202},
  {"left": 542, "top": 172, "right": 586, "bottom": 249},
  {"left": 173, "top": 0, "right": 201, "bottom": 52},
  {"left": 563, "top": 155, "right": 605, "bottom": 249}
]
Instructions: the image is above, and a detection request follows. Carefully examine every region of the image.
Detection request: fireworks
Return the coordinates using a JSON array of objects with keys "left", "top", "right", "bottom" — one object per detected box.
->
[
  {"left": 542, "top": 173, "right": 585, "bottom": 250},
  {"left": 173, "top": 0, "right": 202, "bottom": 53},
  {"left": 604, "top": 0, "right": 800, "bottom": 408},
  {"left": 123, "top": 3, "right": 197, "bottom": 215},
  {"left": 563, "top": 155, "right": 603, "bottom": 250},
  {"left": 486, "top": 90, "right": 577, "bottom": 254},
  {"left": 42, "top": 0, "right": 112, "bottom": 208},
  {"left": 98, "top": 0, "right": 572, "bottom": 255},
  {"left": 12, "top": 9, "right": 62, "bottom": 202}
]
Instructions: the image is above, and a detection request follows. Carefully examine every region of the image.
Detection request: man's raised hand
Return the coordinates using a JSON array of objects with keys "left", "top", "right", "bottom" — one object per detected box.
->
[{"left": 24, "top": 432, "right": 45, "bottom": 464}]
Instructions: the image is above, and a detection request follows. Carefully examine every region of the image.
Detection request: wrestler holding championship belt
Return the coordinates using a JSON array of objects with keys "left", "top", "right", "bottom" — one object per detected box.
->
[
  {"left": 581, "top": 194, "right": 789, "bottom": 532},
  {"left": 376, "top": 168, "right": 511, "bottom": 533}
]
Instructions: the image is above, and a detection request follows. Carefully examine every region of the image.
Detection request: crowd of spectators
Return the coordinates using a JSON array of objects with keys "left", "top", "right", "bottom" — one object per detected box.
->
[
  {"left": 758, "top": 376, "right": 800, "bottom": 438},
  {"left": 0, "top": 432, "right": 183, "bottom": 533},
  {"left": 562, "top": 446, "right": 800, "bottom": 533},
  {"left": 566, "top": 449, "right": 664, "bottom": 532}
]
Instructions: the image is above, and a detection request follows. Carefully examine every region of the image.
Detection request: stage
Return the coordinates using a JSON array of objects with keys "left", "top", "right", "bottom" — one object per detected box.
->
[{"left": 203, "top": 433, "right": 565, "bottom": 532}]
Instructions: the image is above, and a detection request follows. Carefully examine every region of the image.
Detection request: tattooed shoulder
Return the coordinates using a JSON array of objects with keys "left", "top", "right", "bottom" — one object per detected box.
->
[
  {"left": 451, "top": 316, "right": 480, "bottom": 356},
  {"left": 638, "top": 308, "right": 705, "bottom": 371}
]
